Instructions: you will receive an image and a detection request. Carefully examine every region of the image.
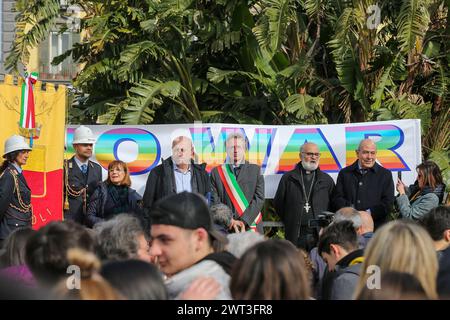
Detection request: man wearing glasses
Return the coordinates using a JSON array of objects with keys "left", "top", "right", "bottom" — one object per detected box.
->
[
  {"left": 274, "top": 142, "right": 335, "bottom": 251},
  {"left": 332, "top": 139, "right": 394, "bottom": 229},
  {"left": 142, "top": 136, "right": 210, "bottom": 210},
  {"left": 210, "top": 133, "right": 265, "bottom": 233}
]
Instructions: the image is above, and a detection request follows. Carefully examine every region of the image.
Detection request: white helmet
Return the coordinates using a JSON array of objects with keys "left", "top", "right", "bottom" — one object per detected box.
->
[
  {"left": 72, "top": 125, "right": 96, "bottom": 144},
  {"left": 3, "top": 135, "right": 32, "bottom": 158}
]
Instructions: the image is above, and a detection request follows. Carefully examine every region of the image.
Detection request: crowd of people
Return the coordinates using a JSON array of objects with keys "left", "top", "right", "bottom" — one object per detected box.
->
[{"left": 0, "top": 126, "right": 448, "bottom": 300}]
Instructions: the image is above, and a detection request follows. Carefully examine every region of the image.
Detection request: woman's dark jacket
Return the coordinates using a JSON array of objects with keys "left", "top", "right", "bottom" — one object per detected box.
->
[
  {"left": 0, "top": 164, "right": 32, "bottom": 240},
  {"left": 86, "top": 182, "right": 143, "bottom": 228}
]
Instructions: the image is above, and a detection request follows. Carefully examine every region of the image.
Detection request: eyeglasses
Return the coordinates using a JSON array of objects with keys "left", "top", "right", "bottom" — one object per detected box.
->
[
  {"left": 359, "top": 150, "right": 376, "bottom": 156},
  {"left": 302, "top": 152, "right": 321, "bottom": 158},
  {"left": 109, "top": 168, "right": 125, "bottom": 173},
  {"left": 172, "top": 147, "right": 192, "bottom": 153}
]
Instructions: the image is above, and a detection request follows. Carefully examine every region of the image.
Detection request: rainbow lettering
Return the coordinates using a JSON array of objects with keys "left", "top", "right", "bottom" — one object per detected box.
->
[
  {"left": 276, "top": 128, "right": 341, "bottom": 173},
  {"left": 95, "top": 128, "right": 161, "bottom": 175},
  {"left": 190, "top": 127, "right": 276, "bottom": 172},
  {"left": 345, "top": 124, "right": 409, "bottom": 171},
  {"left": 66, "top": 128, "right": 161, "bottom": 175}
]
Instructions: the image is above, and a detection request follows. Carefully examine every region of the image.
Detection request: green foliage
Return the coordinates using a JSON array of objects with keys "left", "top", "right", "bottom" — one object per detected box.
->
[{"left": 5, "top": 0, "right": 449, "bottom": 161}]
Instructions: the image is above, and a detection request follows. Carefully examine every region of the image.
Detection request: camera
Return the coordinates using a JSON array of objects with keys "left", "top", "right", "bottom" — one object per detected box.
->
[{"left": 308, "top": 211, "right": 335, "bottom": 228}]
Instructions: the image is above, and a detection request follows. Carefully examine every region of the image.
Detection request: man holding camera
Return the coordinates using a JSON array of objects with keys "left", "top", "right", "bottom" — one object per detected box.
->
[{"left": 274, "top": 142, "right": 335, "bottom": 251}]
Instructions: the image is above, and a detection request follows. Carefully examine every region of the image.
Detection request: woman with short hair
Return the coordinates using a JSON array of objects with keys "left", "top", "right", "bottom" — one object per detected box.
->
[{"left": 85, "top": 160, "right": 143, "bottom": 227}]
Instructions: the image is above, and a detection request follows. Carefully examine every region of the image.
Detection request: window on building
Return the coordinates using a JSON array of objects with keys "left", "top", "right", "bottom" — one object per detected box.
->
[{"left": 39, "top": 31, "right": 80, "bottom": 81}]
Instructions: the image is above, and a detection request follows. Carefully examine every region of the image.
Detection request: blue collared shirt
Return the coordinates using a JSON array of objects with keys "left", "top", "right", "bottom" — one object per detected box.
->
[
  {"left": 11, "top": 163, "right": 22, "bottom": 174},
  {"left": 74, "top": 157, "right": 89, "bottom": 172},
  {"left": 173, "top": 164, "right": 192, "bottom": 193}
]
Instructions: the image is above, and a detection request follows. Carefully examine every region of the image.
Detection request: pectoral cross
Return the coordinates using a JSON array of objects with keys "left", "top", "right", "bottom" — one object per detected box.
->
[{"left": 304, "top": 202, "right": 311, "bottom": 213}]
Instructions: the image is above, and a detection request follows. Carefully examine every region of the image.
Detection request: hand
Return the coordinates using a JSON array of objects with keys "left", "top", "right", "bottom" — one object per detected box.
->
[
  {"left": 230, "top": 218, "right": 246, "bottom": 233},
  {"left": 180, "top": 277, "right": 221, "bottom": 300},
  {"left": 396, "top": 179, "right": 406, "bottom": 195}
]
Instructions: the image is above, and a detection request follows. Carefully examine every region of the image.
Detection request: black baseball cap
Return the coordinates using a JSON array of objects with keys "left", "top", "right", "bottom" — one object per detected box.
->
[{"left": 150, "top": 192, "right": 228, "bottom": 245}]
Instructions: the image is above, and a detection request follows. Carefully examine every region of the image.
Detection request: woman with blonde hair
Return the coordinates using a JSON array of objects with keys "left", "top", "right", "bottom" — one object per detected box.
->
[
  {"left": 86, "top": 160, "right": 144, "bottom": 227},
  {"left": 53, "top": 248, "right": 123, "bottom": 300},
  {"left": 354, "top": 220, "right": 438, "bottom": 300}
]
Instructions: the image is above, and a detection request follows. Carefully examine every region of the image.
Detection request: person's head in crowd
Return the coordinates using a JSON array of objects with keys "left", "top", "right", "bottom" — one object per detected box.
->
[
  {"left": 53, "top": 248, "right": 122, "bottom": 300},
  {"left": 419, "top": 206, "right": 450, "bottom": 252},
  {"left": 149, "top": 192, "right": 228, "bottom": 277},
  {"left": 94, "top": 214, "right": 152, "bottom": 263},
  {"left": 318, "top": 220, "right": 359, "bottom": 271},
  {"left": 334, "top": 207, "right": 362, "bottom": 234},
  {"left": 226, "top": 232, "right": 265, "bottom": 258},
  {"left": 101, "top": 259, "right": 167, "bottom": 300},
  {"left": 354, "top": 220, "right": 438, "bottom": 299},
  {"left": 171, "top": 136, "right": 194, "bottom": 167},
  {"left": 356, "top": 139, "right": 377, "bottom": 169},
  {"left": 437, "top": 246, "right": 450, "bottom": 299},
  {"left": 356, "top": 271, "right": 428, "bottom": 300},
  {"left": 414, "top": 161, "right": 445, "bottom": 196},
  {"left": 106, "top": 160, "right": 131, "bottom": 187},
  {"left": 25, "top": 220, "right": 96, "bottom": 289},
  {"left": 0, "top": 228, "right": 35, "bottom": 267},
  {"left": 210, "top": 204, "right": 233, "bottom": 234},
  {"left": 300, "top": 142, "right": 320, "bottom": 171},
  {"left": 417, "top": 161, "right": 444, "bottom": 189},
  {"left": 230, "top": 239, "right": 311, "bottom": 300},
  {"left": 225, "top": 133, "right": 247, "bottom": 165},
  {"left": 358, "top": 210, "right": 374, "bottom": 234}
]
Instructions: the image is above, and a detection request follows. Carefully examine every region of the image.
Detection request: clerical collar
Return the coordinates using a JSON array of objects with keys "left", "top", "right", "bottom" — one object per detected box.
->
[{"left": 299, "top": 162, "right": 316, "bottom": 174}]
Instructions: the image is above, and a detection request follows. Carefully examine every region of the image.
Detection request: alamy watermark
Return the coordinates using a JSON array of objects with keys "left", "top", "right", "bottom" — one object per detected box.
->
[
  {"left": 366, "top": 4, "right": 381, "bottom": 30},
  {"left": 66, "top": 265, "right": 81, "bottom": 290},
  {"left": 366, "top": 265, "right": 381, "bottom": 290}
]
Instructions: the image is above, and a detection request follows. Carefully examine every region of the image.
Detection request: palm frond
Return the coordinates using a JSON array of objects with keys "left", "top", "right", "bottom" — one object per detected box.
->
[
  {"left": 118, "top": 41, "right": 166, "bottom": 82},
  {"left": 5, "top": 0, "right": 60, "bottom": 72},
  {"left": 121, "top": 79, "right": 181, "bottom": 124},
  {"left": 397, "top": 0, "right": 431, "bottom": 53}
]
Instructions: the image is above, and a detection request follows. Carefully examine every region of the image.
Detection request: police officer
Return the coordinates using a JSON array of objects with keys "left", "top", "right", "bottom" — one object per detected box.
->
[
  {"left": 0, "top": 135, "right": 33, "bottom": 242},
  {"left": 64, "top": 126, "right": 102, "bottom": 224}
]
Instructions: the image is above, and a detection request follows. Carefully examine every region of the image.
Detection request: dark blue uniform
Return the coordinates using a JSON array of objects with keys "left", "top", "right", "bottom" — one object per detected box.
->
[
  {"left": 0, "top": 164, "right": 32, "bottom": 240},
  {"left": 64, "top": 156, "right": 102, "bottom": 224}
]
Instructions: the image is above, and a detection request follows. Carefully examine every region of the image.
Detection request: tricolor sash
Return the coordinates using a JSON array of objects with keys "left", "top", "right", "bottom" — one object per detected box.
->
[
  {"left": 20, "top": 72, "right": 38, "bottom": 130},
  {"left": 217, "top": 164, "right": 262, "bottom": 232}
]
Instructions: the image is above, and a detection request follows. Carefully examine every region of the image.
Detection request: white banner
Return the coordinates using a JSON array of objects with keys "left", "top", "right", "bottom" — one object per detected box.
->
[{"left": 66, "top": 119, "right": 421, "bottom": 198}]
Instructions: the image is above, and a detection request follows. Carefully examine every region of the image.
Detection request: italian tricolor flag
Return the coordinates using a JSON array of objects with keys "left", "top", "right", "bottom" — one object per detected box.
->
[{"left": 20, "top": 72, "right": 38, "bottom": 129}]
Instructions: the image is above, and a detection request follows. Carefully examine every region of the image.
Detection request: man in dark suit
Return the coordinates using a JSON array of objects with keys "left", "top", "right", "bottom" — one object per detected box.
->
[
  {"left": 142, "top": 136, "right": 210, "bottom": 212},
  {"left": 64, "top": 125, "right": 102, "bottom": 224},
  {"left": 210, "top": 133, "right": 265, "bottom": 233},
  {"left": 332, "top": 138, "right": 394, "bottom": 229}
]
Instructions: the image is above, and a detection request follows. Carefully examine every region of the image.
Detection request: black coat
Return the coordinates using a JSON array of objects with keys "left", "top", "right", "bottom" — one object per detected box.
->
[
  {"left": 142, "top": 157, "right": 210, "bottom": 210},
  {"left": 64, "top": 156, "right": 103, "bottom": 224},
  {"left": 273, "top": 163, "right": 335, "bottom": 246},
  {"left": 0, "top": 164, "right": 32, "bottom": 240},
  {"left": 210, "top": 163, "right": 265, "bottom": 233},
  {"left": 85, "top": 182, "right": 143, "bottom": 228},
  {"left": 332, "top": 160, "right": 394, "bottom": 229}
]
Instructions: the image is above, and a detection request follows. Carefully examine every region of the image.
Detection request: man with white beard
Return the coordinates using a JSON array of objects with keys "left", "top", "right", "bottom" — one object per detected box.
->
[
  {"left": 143, "top": 136, "right": 210, "bottom": 213},
  {"left": 274, "top": 142, "right": 335, "bottom": 251}
]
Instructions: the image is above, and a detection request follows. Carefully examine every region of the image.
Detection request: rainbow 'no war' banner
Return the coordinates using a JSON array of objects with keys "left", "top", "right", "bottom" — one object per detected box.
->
[{"left": 66, "top": 120, "right": 421, "bottom": 198}]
